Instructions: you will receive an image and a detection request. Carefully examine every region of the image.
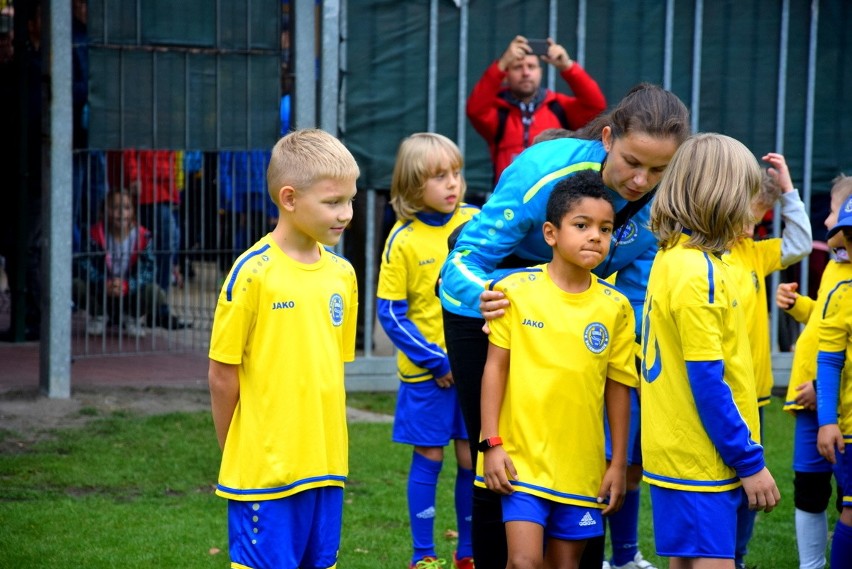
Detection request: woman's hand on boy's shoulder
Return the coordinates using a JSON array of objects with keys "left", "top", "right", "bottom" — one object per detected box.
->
[{"left": 479, "top": 289, "right": 509, "bottom": 333}]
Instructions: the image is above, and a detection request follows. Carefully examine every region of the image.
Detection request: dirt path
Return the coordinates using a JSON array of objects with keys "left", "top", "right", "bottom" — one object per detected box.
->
[{"left": 0, "top": 385, "right": 392, "bottom": 445}]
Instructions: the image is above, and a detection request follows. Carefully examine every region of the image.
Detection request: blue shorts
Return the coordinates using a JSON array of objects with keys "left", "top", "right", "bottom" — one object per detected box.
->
[
  {"left": 650, "top": 485, "right": 746, "bottom": 559},
  {"left": 835, "top": 438, "right": 852, "bottom": 508},
  {"left": 605, "top": 387, "right": 641, "bottom": 465},
  {"left": 393, "top": 379, "right": 468, "bottom": 446},
  {"left": 502, "top": 491, "right": 604, "bottom": 541},
  {"left": 227, "top": 487, "right": 343, "bottom": 569},
  {"left": 793, "top": 410, "right": 834, "bottom": 473}
]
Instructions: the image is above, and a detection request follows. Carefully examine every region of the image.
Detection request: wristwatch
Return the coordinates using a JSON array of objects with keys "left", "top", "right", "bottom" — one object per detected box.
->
[{"left": 477, "top": 436, "right": 503, "bottom": 452}]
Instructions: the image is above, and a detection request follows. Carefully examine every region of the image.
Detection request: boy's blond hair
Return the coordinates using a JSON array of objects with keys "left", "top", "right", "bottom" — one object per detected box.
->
[
  {"left": 266, "top": 129, "right": 360, "bottom": 206},
  {"left": 390, "top": 132, "right": 466, "bottom": 221},
  {"left": 651, "top": 133, "right": 761, "bottom": 252},
  {"left": 830, "top": 173, "right": 852, "bottom": 202}
]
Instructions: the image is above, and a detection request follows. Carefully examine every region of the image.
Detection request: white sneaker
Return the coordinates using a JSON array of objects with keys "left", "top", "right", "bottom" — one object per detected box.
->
[
  {"left": 86, "top": 315, "right": 106, "bottom": 335},
  {"left": 124, "top": 317, "right": 147, "bottom": 338},
  {"left": 603, "top": 562, "right": 612, "bottom": 569},
  {"left": 613, "top": 552, "right": 657, "bottom": 569}
]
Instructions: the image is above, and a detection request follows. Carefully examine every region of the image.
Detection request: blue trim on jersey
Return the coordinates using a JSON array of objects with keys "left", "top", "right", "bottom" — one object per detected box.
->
[
  {"left": 757, "top": 395, "right": 772, "bottom": 405},
  {"left": 816, "top": 350, "right": 845, "bottom": 427},
  {"left": 487, "top": 267, "right": 543, "bottom": 290},
  {"left": 642, "top": 470, "right": 740, "bottom": 488},
  {"left": 415, "top": 211, "right": 454, "bottom": 227},
  {"left": 703, "top": 252, "right": 716, "bottom": 304},
  {"left": 384, "top": 220, "right": 413, "bottom": 263},
  {"left": 685, "top": 360, "right": 765, "bottom": 477},
  {"left": 822, "top": 279, "right": 852, "bottom": 318},
  {"left": 376, "top": 298, "right": 451, "bottom": 378},
  {"left": 226, "top": 243, "right": 271, "bottom": 301},
  {"left": 474, "top": 475, "right": 604, "bottom": 506},
  {"left": 217, "top": 474, "right": 347, "bottom": 496}
]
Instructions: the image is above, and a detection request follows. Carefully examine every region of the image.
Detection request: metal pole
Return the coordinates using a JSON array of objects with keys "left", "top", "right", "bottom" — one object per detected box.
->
[
  {"left": 546, "top": 0, "right": 557, "bottom": 90},
  {"left": 457, "top": 0, "right": 468, "bottom": 157},
  {"left": 321, "top": 0, "right": 340, "bottom": 134},
  {"left": 690, "top": 0, "right": 703, "bottom": 133},
  {"left": 576, "top": 0, "right": 586, "bottom": 67},
  {"left": 801, "top": 0, "right": 818, "bottom": 299},
  {"left": 41, "top": 0, "right": 74, "bottom": 398},
  {"left": 427, "top": 0, "right": 438, "bottom": 132},
  {"left": 294, "top": 0, "right": 316, "bottom": 128},
  {"left": 663, "top": 0, "right": 674, "bottom": 90},
  {"left": 770, "top": 0, "right": 791, "bottom": 352}
]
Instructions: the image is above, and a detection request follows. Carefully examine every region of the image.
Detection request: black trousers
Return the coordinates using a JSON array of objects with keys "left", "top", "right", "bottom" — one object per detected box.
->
[{"left": 442, "top": 308, "right": 604, "bottom": 569}]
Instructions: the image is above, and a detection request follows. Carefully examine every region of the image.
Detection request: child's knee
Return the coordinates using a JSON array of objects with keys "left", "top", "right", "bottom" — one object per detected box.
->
[{"left": 794, "top": 470, "right": 833, "bottom": 513}]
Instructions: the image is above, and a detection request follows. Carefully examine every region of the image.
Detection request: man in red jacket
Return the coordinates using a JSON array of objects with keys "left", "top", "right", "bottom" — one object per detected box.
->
[{"left": 466, "top": 35, "right": 606, "bottom": 183}]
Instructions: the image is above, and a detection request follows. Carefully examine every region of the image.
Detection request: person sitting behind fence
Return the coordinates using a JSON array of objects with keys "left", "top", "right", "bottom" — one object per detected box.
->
[{"left": 73, "top": 189, "right": 166, "bottom": 337}]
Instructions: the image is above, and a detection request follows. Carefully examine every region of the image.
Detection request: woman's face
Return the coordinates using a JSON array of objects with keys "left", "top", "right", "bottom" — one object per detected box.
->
[{"left": 601, "top": 127, "right": 679, "bottom": 202}]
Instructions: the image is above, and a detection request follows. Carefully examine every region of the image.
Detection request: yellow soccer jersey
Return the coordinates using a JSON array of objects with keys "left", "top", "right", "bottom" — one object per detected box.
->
[
  {"left": 724, "top": 238, "right": 783, "bottom": 408},
  {"left": 377, "top": 205, "right": 479, "bottom": 382},
  {"left": 817, "top": 280, "right": 852, "bottom": 434},
  {"left": 474, "top": 265, "right": 638, "bottom": 508},
  {"left": 209, "top": 234, "right": 358, "bottom": 501},
  {"left": 641, "top": 237, "right": 760, "bottom": 492},
  {"left": 784, "top": 261, "right": 852, "bottom": 412}
]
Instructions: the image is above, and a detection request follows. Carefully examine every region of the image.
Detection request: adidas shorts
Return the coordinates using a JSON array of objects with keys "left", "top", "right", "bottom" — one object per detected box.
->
[
  {"left": 501, "top": 491, "right": 604, "bottom": 540},
  {"left": 649, "top": 485, "right": 745, "bottom": 559},
  {"left": 227, "top": 487, "right": 343, "bottom": 569},
  {"left": 392, "top": 379, "right": 468, "bottom": 446}
]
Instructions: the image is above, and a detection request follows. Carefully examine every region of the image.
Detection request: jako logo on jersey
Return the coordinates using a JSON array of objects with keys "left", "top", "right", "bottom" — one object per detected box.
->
[
  {"left": 578, "top": 512, "right": 597, "bottom": 526},
  {"left": 272, "top": 300, "right": 295, "bottom": 310},
  {"left": 751, "top": 270, "right": 760, "bottom": 292},
  {"left": 614, "top": 220, "right": 638, "bottom": 245},
  {"left": 419, "top": 258, "right": 435, "bottom": 266},
  {"left": 583, "top": 323, "right": 609, "bottom": 353},
  {"left": 522, "top": 318, "right": 544, "bottom": 328},
  {"left": 329, "top": 294, "right": 344, "bottom": 327}
]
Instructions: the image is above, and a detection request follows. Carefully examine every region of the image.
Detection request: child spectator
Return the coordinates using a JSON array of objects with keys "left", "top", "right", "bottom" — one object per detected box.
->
[
  {"left": 73, "top": 189, "right": 165, "bottom": 337},
  {"left": 479, "top": 169, "right": 635, "bottom": 569},
  {"left": 377, "top": 133, "right": 479, "bottom": 569},
  {"left": 208, "top": 129, "right": 359, "bottom": 569},
  {"left": 641, "top": 133, "right": 780, "bottom": 566},
  {"left": 814, "top": 195, "right": 852, "bottom": 568},
  {"left": 723, "top": 151, "right": 811, "bottom": 567},
  {"left": 778, "top": 175, "right": 852, "bottom": 569}
]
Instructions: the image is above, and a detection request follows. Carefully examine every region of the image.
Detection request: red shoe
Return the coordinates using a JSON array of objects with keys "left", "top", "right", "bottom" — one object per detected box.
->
[
  {"left": 453, "top": 551, "right": 474, "bottom": 569},
  {"left": 409, "top": 557, "right": 446, "bottom": 569}
]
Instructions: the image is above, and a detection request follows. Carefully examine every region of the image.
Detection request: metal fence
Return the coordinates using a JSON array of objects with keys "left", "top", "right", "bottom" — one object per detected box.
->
[{"left": 67, "top": 148, "right": 398, "bottom": 389}]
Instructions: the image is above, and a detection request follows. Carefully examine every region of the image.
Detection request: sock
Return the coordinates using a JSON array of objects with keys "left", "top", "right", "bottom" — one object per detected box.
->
[
  {"left": 408, "top": 452, "right": 442, "bottom": 562},
  {"left": 795, "top": 508, "right": 828, "bottom": 569},
  {"left": 454, "top": 466, "right": 474, "bottom": 559},
  {"left": 830, "top": 519, "right": 852, "bottom": 569},
  {"left": 609, "top": 488, "right": 640, "bottom": 565},
  {"left": 735, "top": 507, "right": 757, "bottom": 566}
]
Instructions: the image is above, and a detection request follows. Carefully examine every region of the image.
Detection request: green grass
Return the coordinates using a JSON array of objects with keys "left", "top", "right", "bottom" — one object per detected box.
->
[{"left": 0, "top": 396, "right": 839, "bottom": 568}]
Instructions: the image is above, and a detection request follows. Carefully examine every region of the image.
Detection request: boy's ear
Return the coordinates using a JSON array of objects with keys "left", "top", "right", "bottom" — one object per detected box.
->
[
  {"left": 542, "top": 221, "right": 557, "bottom": 246},
  {"left": 278, "top": 186, "right": 297, "bottom": 211}
]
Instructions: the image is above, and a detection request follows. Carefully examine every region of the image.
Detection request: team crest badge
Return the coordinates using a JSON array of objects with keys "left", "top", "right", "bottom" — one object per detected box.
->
[
  {"left": 584, "top": 323, "right": 609, "bottom": 354},
  {"left": 329, "top": 294, "right": 344, "bottom": 326},
  {"left": 614, "top": 220, "right": 638, "bottom": 245}
]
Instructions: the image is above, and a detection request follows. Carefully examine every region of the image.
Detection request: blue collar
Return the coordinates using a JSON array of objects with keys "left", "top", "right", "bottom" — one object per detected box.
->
[{"left": 415, "top": 210, "right": 454, "bottom": 227}]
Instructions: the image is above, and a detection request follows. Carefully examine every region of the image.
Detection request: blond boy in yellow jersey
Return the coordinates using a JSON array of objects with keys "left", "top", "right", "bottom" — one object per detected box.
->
[{"left": 208, "top": 129, "right": 359, "bottom": 569}]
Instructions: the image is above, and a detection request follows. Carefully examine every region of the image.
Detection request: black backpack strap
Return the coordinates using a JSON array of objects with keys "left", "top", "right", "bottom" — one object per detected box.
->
[{"left": 545, "top": 99, "right": 570, "bottom": 130}]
